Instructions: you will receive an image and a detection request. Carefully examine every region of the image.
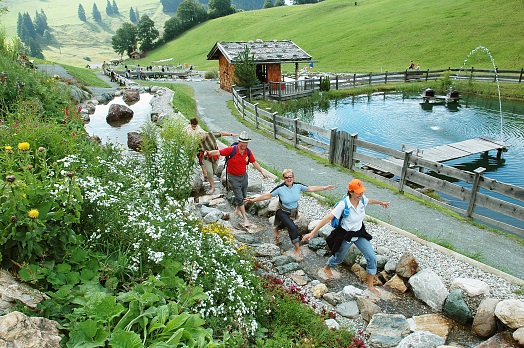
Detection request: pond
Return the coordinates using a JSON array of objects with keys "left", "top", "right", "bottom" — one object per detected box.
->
[
  {"left": 287, "top": 92, "right": 524, "bottom": 230},
  {"left": 84, "top": 93, "right": 153, "bottom": 148}
]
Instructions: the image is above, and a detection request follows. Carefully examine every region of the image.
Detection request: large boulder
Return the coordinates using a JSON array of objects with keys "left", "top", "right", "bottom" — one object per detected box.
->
[
  {"left": 127, "top": 132, "right": 142, "bottom": 151},
  {"left": 123, "top": 89, "right": 140, "bottom": 104},
  {"left": 106, "top": 104, "right": 134, "bottom": 122},
  {"left": 0, "top": 311, "right": 61, "bottom": 347}
]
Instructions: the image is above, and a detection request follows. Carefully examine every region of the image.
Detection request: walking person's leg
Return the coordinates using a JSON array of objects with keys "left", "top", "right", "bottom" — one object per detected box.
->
[
  {"left": 354, "top": 237, "right": 380, "bottom": 296},
  {"left": 275, "top": 209, "right": 302, "bottom": 258},
  {"left": 325, "top": 240, "right": 353, "bottom": 278}
]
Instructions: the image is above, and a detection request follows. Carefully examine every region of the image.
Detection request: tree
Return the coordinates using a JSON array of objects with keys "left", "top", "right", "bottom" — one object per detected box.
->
[
  {"left": 135, "top": 7, "right": 140, "bottom": 21},
  {"left": 17, "top": 12, "right": 23, "bottom": 38},
  {"left": 162, "top": 16, "right": 184, "bottom": 41},
  {"left": 208, "top": 0, "right": 235, "bottom": 19},
  {"left": 112, "top": 0, "right": 119, "bottom": 14},
  {"left": 28, "top": 38, "right": 44, "bottom": 59},
  {"left": 263, "top": 0, "right": 273, "bottom": 8},
  {"left": 78, "top": 4, "right": 87, "bottom": 21},
  {"left": 177, "top": 0, "right": 207, "bottom": 27},
  {"left": 34, "top": 10, "right": 48, "bottom": 35},
  {"left": 92, "top": 3, "right": 102, "bottom": 22},
  {"left": 111, "top": 22, "right": 137, "bottom": 58},
  {"left": 105, "top": 0, "right": 113, "bottom": 15},
  {"left": 136, "top": 15, "right": 159, "bottom": 52},
  {"left": 274, "top": 0, "right": 285, "bottom": 6},
  {"left": 233, "top": 45, "right": 259, "bottom": 88},
  {"left": 129, "top": 7, "right": 137, "bottom": 23},
  {"left": 20, "top": 12, "right": 36, "bottom": 42}
]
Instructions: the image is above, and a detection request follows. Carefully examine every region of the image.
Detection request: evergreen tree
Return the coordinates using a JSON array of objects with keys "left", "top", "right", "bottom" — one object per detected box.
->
[
  {"left": 129, "top": 7, "right": 137, "bottom": 23},
  {"left": 208, "top": 0, "right": 235, "bottom": 18},
  {"left": 78, "top": 4, "right": 87, "bottom": 21},
  {"left": 21, "top": 12, "right": 36, "bottom": 40},
  {"left": 233, "top": 45, "right": 259, "bottom": 88},
  {"left": 263, "top": 0, "right": 273, "bottom": 8},
  {"left": 274, "top": 0, "right": 285, "bottom": 6},
  {"left": 92, "top": 3, "right": 102, "bottom": 22},
  {"left": 106, "top": 0, "right": 113, "bottom": 15},
  {"left": 135, "top": 7, "right": 140, "bottom": 21},
  {"left": 112, "top": 0, "right": 119, "bottom": 14},
  {"left": 28, "top": 38, "right": 44, "bottom": 59},
  {"left": 136, "top": 14, "right": 159, "bottom": 51},
  {"left": 34, "top": 10, "right": 48, "bottom": 36},
  {"left": 17, "top": 12, "right": 23, "bottom": 39}
]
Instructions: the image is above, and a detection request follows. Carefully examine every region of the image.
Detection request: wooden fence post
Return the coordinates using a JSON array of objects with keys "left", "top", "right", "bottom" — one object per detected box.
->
[
  {"left": 467, "top": 167, "right": 486, "bottom": 218},
  {"left": 353, "top": 73, "right": 356, "bottom": 86},
  {"left": 336, "top": 75, "right": 339, "bottom": 90},
  {"left": 399, "top": 150, "right": 413, "bottom": 193},
  {"left": 328, "top": 128, "right": 338, "bottom": 164},
  {"left": 254, "top": 103, "right": 259, "bottom": 129},
  {"left": 404, "top": 70, "right": 408, "bottom": 82},
  {"left": 519, "top": 68, "right": 523, "bottom": 83},
  {"left": 241, "top": 97, "right": 246, "bottom": 119},
  {"left": 348, "top": 133, "right": 358, "bottom": 170},
  {"left": 425, "top": 69, "right": 429, "bottom": 81},
  {"left": 369, "top": 72, "right": 372, "bottom": 85},
  {"left": 293, "top": 118, "right": 299, "bottom": 148},
  {"left": 385, "top": 71, "right": 388, "bottom": 84},
  {"left": 272, "top": 112, "right": 278, "bottom": 139}
]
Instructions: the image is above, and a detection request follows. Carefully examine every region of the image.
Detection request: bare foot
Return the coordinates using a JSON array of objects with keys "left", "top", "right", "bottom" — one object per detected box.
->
[
  {"left": 369, "top": 286, "right": 381, "bottom": 297},
  {"left": 243, "top": 220, "right": 251, "bottom": 228},
  {"left": 206, "top": 188, "right": 215, "bottom": 194},
  {"left": 324, "top": 265, "right": 335, "bottom": 279},
  {"left": 294, "top": 250, "right": 303, "bottom": 260}
]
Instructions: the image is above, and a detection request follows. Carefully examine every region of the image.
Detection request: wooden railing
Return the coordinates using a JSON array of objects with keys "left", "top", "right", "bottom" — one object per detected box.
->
[{"left": 232, "top": 87, "right": 524, "bottom": 236}]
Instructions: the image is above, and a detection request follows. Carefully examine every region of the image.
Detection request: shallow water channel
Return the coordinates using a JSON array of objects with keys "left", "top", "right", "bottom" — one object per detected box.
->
[
  {"left": 287, "top": 92, "right": 524, "bottom": 230},
  {"left": 84, "top": 93, "right": 153, "bottom": 148}
]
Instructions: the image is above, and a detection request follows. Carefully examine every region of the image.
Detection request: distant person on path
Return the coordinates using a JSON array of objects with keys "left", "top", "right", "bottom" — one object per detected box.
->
[
  {"left": 137, "top": 64, "right": 141, "bottom": 80},
  {"left": 185, "top": 118, "right": 208, "bottom": 180},
  {"left": 416, "top": 63, "right": 421, "bottom": 70},
  {"left": 302, "top": 179, "right": 390, "bottom": 296},
  {"left": 245, "top": 169, "right": 334, "bottom": 259},
  {"left": 200, "top": 130, "right": 238, "bottom": 194},
  {"left": 124, "top": 65, "right": 130, "bottom": 79},
  {"left": 205, "top": 131, "right": 268, "bottom": 227},
  {"left": 407, "top": 60, "right": 415, "bottom": 70}
]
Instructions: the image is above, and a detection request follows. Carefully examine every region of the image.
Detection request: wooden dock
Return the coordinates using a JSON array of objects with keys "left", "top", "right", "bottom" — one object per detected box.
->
[{"left": 383, "top": 137, "right": 508, "bottom": 168}]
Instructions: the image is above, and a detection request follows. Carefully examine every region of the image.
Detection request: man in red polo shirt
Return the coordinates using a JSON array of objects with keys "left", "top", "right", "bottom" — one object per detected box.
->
[{"left": 205, "top": 131, "right": 268, "bottom": 227}]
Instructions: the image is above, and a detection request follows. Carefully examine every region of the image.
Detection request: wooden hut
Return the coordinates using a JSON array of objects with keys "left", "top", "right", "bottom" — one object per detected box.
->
[{"left": 207, "top": 40, "right": 313, "bottom": 92}]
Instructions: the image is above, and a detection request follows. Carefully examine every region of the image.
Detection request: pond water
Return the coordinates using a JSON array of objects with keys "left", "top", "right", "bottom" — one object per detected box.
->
[
  {"left": 288, "top": 92, "right": 524, "bottom": 230},
  {"left": 84, "top": 93, "right": 153, "bottom": 148}
]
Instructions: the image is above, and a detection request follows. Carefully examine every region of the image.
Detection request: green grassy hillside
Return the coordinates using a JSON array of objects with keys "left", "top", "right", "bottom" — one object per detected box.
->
[
  {"left": 2, "top": 0, "right": 523, "bottom": 72},
  {"left": 2, "top": 0, "right": 172, "bottom": 65},
  {"left": 141, "top": 0, "right": 524, "bottom": 73}
]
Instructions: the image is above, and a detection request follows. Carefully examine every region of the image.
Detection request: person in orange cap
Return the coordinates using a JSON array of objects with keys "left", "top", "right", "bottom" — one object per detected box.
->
[{"left": 302, "top": 179, "right": 390, "bottom": 297}]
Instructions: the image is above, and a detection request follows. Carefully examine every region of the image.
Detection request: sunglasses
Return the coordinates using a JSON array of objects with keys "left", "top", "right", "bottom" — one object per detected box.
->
[{"left": 284, "top": 176, "right": 293, "bottom": 179}]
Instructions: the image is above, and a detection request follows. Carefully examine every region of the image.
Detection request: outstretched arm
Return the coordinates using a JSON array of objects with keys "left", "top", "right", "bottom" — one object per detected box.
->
[
  {"left": 220, "top": 132, "right": 238, "bottom": 137},
  {"left": 368, "top": 198, "right": 390, "bottom": 208},
  {"left": 252, "top": 161, "right": 268, "bottom": 179},
  {"left": 204, "top": 149, "right": 219, "bottom": 158},
  {"left": 306, "top": 184, "right": 334, "bottom": 193},
  {"left": 301, "top": 213, "right": 334, "bottom": 242},
  {"left": 245, "top": 192, "right": 272, "bottom": 204}
]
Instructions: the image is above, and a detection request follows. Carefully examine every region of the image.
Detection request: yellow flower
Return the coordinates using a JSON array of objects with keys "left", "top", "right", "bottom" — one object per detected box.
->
[
  {"left": 28, "top": 209, "right": 39, "bottom": 219},
  {"left": 5, "top": 145, "right": 12, "bottom": 151},
  {"left": 18, "top": 142, "right": 30, "bottom": 151}
]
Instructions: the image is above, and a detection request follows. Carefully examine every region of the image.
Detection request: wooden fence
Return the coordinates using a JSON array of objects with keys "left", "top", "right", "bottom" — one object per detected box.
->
[{"left": 232, "top": 88, "right": 524, "bottom": 237}]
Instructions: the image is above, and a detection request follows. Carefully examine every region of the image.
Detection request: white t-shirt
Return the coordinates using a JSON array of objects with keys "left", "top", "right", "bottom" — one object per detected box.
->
[{"left": 332, "top": 195, "right": 368, "bottom": 232}]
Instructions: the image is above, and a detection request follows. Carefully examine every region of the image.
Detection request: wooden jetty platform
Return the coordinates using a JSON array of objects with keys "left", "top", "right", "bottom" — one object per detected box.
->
[{"left": 383, "top": 137, "right": 508, "bottom": 168}]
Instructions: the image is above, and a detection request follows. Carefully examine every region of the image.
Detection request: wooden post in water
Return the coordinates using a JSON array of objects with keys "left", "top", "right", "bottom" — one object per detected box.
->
[
  {"left": 467, "top": 167, "right": 486, "bottom": 218},
  {"left": 328, "top": 128, "right": 338, "bottom": 164},
  {"left": 399, "top": 150, "right": 413, "bottom": 193}
]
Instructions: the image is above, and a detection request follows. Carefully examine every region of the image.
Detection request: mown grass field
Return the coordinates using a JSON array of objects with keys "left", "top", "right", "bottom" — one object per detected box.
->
[{"left": 2, "top": 0, "right": 523, "bottom": 73}]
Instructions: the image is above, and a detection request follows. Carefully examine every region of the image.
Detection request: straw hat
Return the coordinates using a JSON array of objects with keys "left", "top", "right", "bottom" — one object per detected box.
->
[{"left": 238, "top": 131, "right": 251, "bottom": 143}]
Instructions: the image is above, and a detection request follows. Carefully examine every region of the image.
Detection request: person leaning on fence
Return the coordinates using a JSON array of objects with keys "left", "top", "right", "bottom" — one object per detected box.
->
[
  {"left": 245, "top": 169, "right": 334, "bottom": 259},
  {"left": 200, "top": 130, "right": 238, "bottom": 194},
  {"left": 205, "top": 131, "right": 268, "bottom": 228},
  {"left": 302, "top": 179, "right": 390, "bottom": 297}
]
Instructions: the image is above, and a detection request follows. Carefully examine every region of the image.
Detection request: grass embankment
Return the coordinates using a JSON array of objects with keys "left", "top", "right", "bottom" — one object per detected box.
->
[{"left": 138, "top": 0, "right": 524, "bottom": 73}]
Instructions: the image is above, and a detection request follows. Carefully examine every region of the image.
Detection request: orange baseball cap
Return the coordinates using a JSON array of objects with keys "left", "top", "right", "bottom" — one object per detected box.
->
[{"left": 348, "top": 179, "right": 366, "bottom": 194}]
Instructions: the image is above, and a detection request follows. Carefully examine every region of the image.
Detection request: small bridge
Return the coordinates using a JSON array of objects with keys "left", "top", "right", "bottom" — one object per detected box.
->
[{"left": 384, "top": 137, "right": 508, "bottom": 168}]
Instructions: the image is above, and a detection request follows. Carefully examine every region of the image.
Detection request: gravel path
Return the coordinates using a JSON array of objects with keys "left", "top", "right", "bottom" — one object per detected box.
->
[{"left": 178, "top": 79, "right": 524, "bottom": 282}]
